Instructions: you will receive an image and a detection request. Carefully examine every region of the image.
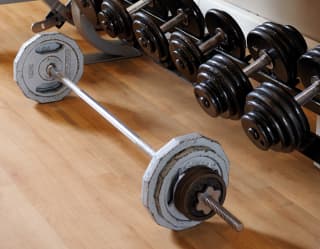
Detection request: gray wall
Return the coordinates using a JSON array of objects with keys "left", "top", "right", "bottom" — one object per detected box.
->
[{"left": 224, "top": 0, "right": 319, "bottom": 41}]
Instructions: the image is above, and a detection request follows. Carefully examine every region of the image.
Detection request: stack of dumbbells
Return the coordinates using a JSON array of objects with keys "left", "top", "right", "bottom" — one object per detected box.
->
[{"left": 97, "top": 0, "right": 320, "bottom": 162}]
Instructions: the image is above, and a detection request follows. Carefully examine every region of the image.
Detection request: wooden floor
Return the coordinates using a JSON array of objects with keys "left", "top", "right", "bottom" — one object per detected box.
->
[{"left": 0, "top": 2, "right": 319, "bottom": 249}]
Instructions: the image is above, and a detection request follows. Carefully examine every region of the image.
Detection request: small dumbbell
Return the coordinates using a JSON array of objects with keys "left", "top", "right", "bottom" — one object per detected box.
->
[
  {"left": 169, "top": 9, "right": 246, "bottom": 81},
  {"left": 194, "top": 22, "right": 307, "bottom": 120},
  {"left": 132, "top": 1, "right": 205, "bottom": 67},
  {"left": 98, "top": 0, "right": 168, "bottom": 42},
  {"left": 241, "top": 46, "right": 320, "bottom": 153},
  {"left": 15, "top": 32, "right": 243, "bottom": 232}
]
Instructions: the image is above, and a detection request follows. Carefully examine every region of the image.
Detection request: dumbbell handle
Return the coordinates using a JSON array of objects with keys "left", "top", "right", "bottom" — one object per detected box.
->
[
  {"left": 127, "top": 0, "right": 152, "bottom": 14},
  {"left": 199, "top": 193, "right": 244, "bottom": 232},
  {"left": 198, "top": 29, "right": 225, "bottom": 54},
  {"left": 295, "top": 78, "right": 320, "bottom": 106},
  {"left": 48, "top": 65, "right": 156, "bottom": 157},
  {"left": 160, "top": 9, "right": 188, "bottom": 33},
  {"left": 243, "top": 51, "right": 273, "bottom": 76}
]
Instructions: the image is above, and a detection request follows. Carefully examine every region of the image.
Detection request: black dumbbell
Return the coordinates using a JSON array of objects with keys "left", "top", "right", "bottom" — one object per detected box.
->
[
  {"left": 241, "top": 46, "right": 320, "bottom": 153},
  {"left": 132, "top": 0, "right": 205, "bottom": 67},
  {"left": 98, "top": 0, "right": 168, "bottom": 42},
  {"left": 169, "top": 9, "right": 246, "bottom": 81},
  {"left": 194, "top": 22, "right": 307, "bottom": 120}
]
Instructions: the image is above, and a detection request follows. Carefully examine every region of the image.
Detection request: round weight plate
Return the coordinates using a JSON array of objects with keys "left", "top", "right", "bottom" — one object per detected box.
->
[
  {"left": 142, "top": 133, "right": 229, "bottom": 231},
  {"left": 100, "top": 0, "right": 133, "bottom": 40},
  {"left": 205, "top": 9, "right": 246, "bottom": 59},
  {"left": 169, "top": 0, "right": 205, "bottom": 39},
  {"left": 247, "top": 24, "right": 291, "bottom": 83},
  {"left": 242, "top": 82, "right": 309, "bottom": 152},
  {"left": 14, "top": 32, "right": 84, "bottom": 103},
  {"left": 207, "top": 55, "right": 253, "bottom": 118},
  {"left": 284, "top": 24, "right": 307, "bottom": 59},
  {"left": 132, "top": 12, "right": 170, "bottom": 65},
  {"left": 174, "top": 167, "right": 226, "bottom": 221},
  {"left": 204, "top": 57, "right": 244, "bottom": 119},
  {"left": 261, "top": 23, "right": 296, "bottom": 84},
  {"left": 298, "top": 46, "right": 320, "bottom": 93},
  {"left": 169, "top": 31, "right": 203, "bottom": 81}
]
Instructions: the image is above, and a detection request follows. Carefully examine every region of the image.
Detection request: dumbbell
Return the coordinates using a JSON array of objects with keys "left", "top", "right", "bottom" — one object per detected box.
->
[
  {"left": 14, "top": 32, "right": 243, "bottom": 232},
  {"left": 169, "top": 9, "right": 246, "bottom": 81},
  {"left": 194, "top": 22, "right": 307, "bottom": 120},
  {"left": 241, "top": 46, "right": 320, "bottom": 153},
  {"left": 131, "top": 0, "right": 205, "bottom": 67},
  {"left": 98, "top": 0, "right": 168, "bottom": 42}
]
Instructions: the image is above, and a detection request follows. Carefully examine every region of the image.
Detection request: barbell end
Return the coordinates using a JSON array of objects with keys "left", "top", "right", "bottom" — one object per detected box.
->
[{"left": 199, "top": 193, "right": 244, "bottom": 232}]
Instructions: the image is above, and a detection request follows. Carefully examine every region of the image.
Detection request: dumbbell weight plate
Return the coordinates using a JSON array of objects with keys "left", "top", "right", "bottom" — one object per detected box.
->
[
  {"left": 195, "top": 54, "right": 253, "bottom": 119},
  {"left": 242, "top": 82, "right": 309, "bottom": 152},
  {"left": 205, "top": 56, "right": 251, "bottom": 119},
  {"left": 100, "top": 0, "right": 133, "bottom": 40},
  {"left": 143, "top": 133, "right": 229, "bottom": 231},
  {"left": 169, "top": 32, "right": 203, "bottom": 78},
  {"left": 132, "top": 12, "right": 171, "bottom": 65},
  {"left": 14, "top": 32, "right": 84, "bottom": 103},
  {"left": 298, "top": 46, "right": 320, "bottom": 98},
  {"left": 284, "top": 24, "right": 308, "bottom": 58},
  {"left": 261, "top": 23, "right": 297, "bottom": 84},
  {"left": 205, "top": 9, "right": 246, "bottom": 59},
  {"left": 247, "top": 25, "right": 292, "bottom": 83},
  {"left": 263, "top": 22, "right": 306, "bottom": 85}
]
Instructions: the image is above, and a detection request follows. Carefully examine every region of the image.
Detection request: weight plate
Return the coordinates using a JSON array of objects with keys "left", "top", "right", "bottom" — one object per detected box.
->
[
  {"left": 265, "top": 82, "right": 309, "bottom": 149},
  {"left": 194, "top": 54, "right": 253, "bottom": 119},
  {"left": 247, "top": 23, "right": 292, "bottom": 83},
  {"left": 263, "top": 22, "right": 306, "bottom": 85},
  {"left": 14, "top": 32, "right": 83, "bottom": 103},
  {"left": 261, "top": 23, "right": 297, "bottom": 84},
  {"left": 255, "top": 84, "right": 299, "bottom": 152},
  {"left": 99, "top": 0, "right": 133, "bottom": 41},
  {"left": 242, "top": 82, "right": 310, "bottom": 152},
  {"left": 174, "top": 167, "right": 226, "bottom": 221},
  {"left": 205, "top": 9, "right": 246, "bottom": 59},
  {"left": 284, "top": 24, "right": 307, "bottom": 59},
  {"left": 298, "top": 46, "right": 320, "bottom": 91},
  {"left": 132, "top": 12, "right": 170, "bottom": 65},
  {"left": 208, "top": 56, "right": 249, "bottom": 119},
  {"left": 142, "top": 133, "right": 229, "bottom": 231},
  {"left": 169, "top": 31, "right": 203, "bottom": 81}
]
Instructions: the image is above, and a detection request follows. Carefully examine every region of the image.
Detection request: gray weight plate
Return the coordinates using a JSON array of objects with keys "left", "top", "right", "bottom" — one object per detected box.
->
[
  {"left": 142, "top": 133, "right": 229, "bottom": 231},
  {"left": 14, "top": 32, "right": 84, "bottom": 103}
]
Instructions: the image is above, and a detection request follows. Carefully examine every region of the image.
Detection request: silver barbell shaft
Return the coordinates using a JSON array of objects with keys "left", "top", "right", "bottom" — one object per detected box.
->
[{"left": 48, "top": 65, "right": 156, "bottom": 157}]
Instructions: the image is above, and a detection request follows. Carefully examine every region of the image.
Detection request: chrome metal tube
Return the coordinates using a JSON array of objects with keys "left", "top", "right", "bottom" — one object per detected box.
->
[{"left": 48, "top": 65, "right": 156, "bottom": 157}]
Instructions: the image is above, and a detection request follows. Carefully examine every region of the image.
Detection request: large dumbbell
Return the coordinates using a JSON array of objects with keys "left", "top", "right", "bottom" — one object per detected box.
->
[
  {"left": 98, "top": 0, "right": 168, "bottom": 42},
  {"left": 169, "top": 9, "right": 246, "bottom": 81},
  {"left": 14, "top": 32, "right": 243, "bottom": 231},
  {"left": 194, "top": 22, "right": 307, "bottom": 120},
  {"left": 132, "top": 0, "right": 205, "bottom": 67},
  {"left": 241, "top": 46, "right": 320, "bottom": 153}
]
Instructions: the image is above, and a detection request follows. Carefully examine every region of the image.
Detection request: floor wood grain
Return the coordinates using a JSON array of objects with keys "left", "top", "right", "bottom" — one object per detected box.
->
[{"left": 0, "top": 2, "right": 319, "bottom": 249}]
